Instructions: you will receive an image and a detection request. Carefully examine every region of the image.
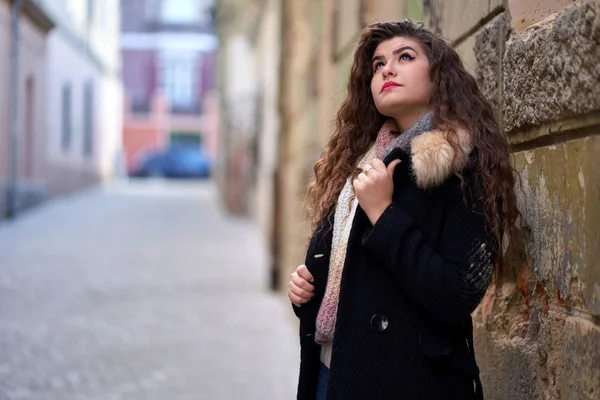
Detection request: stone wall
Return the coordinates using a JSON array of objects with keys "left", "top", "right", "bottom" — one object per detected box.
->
[{"left": 452, "top": 1, "right": 600, "bottom": 398}]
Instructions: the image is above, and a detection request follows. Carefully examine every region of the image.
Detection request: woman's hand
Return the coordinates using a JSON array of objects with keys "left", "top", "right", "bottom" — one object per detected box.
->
[
  {"left": 288, "top": 265, "right": 315, "bottom": 307},
  {"left": 353, "top": 158, "right": 401, "bottom": 225}
]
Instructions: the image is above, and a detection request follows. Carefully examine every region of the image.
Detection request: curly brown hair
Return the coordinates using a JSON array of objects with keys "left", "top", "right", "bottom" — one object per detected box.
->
[{"left": 305, "top": 20, "right": 521, "bottom": 279}]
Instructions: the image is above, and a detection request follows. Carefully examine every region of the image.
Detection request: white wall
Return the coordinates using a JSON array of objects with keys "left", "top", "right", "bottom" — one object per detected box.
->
[
  {"left": 45, "top": 32, "right": 101, "bottom": 171},
  {"left": 41, "top": 0, "right": 123, "bottom": 182}
]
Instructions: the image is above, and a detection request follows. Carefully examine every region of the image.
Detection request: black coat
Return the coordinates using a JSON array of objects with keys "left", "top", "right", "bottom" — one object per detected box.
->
[{"left": 294, "top": 127, "right": 496, "bottom": 400}]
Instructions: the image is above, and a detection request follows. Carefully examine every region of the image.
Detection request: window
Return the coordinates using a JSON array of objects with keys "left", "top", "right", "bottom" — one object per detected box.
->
[
  {"left": 158, "top": 51, "right": 198, "bottom": 112},
  {"left": 161, "top": 0, "right": 198, "bottom": 24},
  {"left": 83, "top": 81, "right": 94, "bottom": 156},
  {"left": 61, "top": 84, "right": 72, "bottom": 151}
]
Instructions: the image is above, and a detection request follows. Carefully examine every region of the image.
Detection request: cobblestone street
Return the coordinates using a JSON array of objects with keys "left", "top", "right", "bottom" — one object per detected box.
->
[{"left": 0, "top": 181, "right": 299, "bottom": 400}]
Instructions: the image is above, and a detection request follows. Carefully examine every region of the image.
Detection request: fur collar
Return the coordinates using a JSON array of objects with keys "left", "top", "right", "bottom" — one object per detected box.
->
[{"left": 410, "top": 127, "right": 472, "bottom": 189}]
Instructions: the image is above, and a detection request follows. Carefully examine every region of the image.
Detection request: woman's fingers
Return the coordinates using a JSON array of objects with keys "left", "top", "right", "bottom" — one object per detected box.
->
[
  {"left": 296, "top": 265, "right": 314, "bottom": 283},
  {"left": 289, "top": 280, "right": 313, "bottom": 300},
  {"left": 292, "top": 272, "right": 314, "bottom": 292},
  {"left": 288, "top": 265, "right": 316, "bottom": 306},
  {"left": 289, "top": 292, "right": 303, "bottom": 307}
]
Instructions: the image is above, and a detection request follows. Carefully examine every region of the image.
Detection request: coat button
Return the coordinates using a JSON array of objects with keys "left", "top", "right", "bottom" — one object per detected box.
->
[{"left": 370, "top": 314, "right": 389, "bottom": 332}]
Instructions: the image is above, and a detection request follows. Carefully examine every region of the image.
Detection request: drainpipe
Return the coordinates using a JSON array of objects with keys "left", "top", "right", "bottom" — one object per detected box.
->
[{"left": 6, "top": 0, "right": 22, "bottom": 219}]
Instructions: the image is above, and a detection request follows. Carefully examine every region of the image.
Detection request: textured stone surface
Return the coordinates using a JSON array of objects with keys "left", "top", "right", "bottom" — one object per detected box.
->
[
  {"left": 503, "top": 1, "right": 600, "bottom": 133},
  {"left": 514, "top": 135, "right": 600, "bottom": 314},
  {"left": 474, "top": 315, "right": 541, "bottom": 400},
  {"left": 474, "top": 274, "right": 571, "bottom": 400},
  {"left": 563, "top": 317, "right": 600, "bottom": 399},
  {"left": 475, "top": 12, "right": 510, "bottom": 113},
  {"left": 441, "top": 0, "right": 495, "bottom": 42},
  {"left": 508, "top": 0, "right": 577, "bottom": 32},
  {"left": 474, "top": 135, "right": 600, "bottom": 399},
  {"left": 0, "top": 181, "right": 299, "bottom": 400}
]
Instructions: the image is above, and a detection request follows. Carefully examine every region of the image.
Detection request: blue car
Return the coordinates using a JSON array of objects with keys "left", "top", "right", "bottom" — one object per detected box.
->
[{"left": 130, "top": 147, "right": 212, "bottom": 179}]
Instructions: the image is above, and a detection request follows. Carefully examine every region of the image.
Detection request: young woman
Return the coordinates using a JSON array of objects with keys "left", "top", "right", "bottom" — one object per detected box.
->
[{"left": 287, "top": 20, "right": 520, "bottom": 400}]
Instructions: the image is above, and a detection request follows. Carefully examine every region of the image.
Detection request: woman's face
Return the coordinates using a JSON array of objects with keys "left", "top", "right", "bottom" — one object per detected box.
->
[{"left": 370, "top": 36, "right": 432, "bottom": 118}]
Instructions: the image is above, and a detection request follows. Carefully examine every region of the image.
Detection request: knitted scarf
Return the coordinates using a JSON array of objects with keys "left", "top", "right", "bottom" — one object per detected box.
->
[{"left": 314, "top": 113, "right": 434, "bottom": 346}]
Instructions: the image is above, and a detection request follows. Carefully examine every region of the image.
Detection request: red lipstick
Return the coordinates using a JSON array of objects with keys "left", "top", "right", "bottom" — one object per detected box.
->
[{"left": 381, "top": 81, "right": 401, "bottom": 93}]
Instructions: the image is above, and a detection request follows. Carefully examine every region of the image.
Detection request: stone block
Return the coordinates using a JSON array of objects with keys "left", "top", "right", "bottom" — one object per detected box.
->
[
  {"left": 513, "top": 135, "right": 600, "bottom": 315},
  {"left": 563, "top": 317, "right": 600, "bottom": 399},
  {"left": 474, "top": 327, "right": 541, "bottom": 399},
  {"left": 475, "top": 12, "right": 510, "bottom": 115},
  {"left": 503, "top": 1, "right": 600, "bottom": 133},
  {"left": 441, "top": 0, "right": 493, "bottom": 42},
  {"left": 508, "top": 0, "right": 578, "bottom": 32}
]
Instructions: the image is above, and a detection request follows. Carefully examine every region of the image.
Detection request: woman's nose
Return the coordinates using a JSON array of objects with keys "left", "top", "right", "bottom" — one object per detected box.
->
[{"left": 381, "top": 62, "right": 396, "bottom": 78}]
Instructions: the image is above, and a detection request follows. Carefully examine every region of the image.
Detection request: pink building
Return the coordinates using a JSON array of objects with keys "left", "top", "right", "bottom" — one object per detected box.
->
[
  {"left": 0, "top": 0, "right": 53, "bottom": 217},
  {"left": 120, "top": 0, "right": 219, "bottom": 171}
]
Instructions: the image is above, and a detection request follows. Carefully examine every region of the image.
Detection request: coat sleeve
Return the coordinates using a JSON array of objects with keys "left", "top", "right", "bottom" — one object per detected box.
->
[
  {"left": 361, "top": 180, "right": 496, "bottom": 325},
  {"left": 292, "top": 303, "right": 301, "bottom": 318}
]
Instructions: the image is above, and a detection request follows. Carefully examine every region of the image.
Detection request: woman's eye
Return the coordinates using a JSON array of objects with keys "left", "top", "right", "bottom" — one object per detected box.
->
[
  {"left": 399, "top": 53, "right": 415, "bottom": 61},
  {"left": 374, "top": 62, "right": 384, "bottom": 71}
]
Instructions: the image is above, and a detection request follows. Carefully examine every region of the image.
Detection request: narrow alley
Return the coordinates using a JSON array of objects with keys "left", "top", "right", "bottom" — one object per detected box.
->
[{"left": 0, "top": 181, "right": 299, "bottom": 400}]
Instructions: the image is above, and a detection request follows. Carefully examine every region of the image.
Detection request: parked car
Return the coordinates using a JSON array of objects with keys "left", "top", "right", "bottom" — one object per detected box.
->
[{"left": 129, "top": 147, "right": 212, "bottom": 179}]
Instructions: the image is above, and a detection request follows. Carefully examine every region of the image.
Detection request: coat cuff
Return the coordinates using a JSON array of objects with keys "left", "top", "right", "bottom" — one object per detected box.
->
[{"left": 362, "top": 202, "right": 413, "bottom": 262}]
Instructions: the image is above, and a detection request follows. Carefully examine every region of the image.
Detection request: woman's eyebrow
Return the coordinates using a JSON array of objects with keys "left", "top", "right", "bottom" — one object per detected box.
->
[{"left": 372, "top": 46, "right": 417, "bottom": 62}]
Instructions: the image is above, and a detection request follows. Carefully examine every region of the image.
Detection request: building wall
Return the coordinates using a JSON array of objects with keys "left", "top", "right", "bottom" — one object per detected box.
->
[
  {"left": 0, "top": 0, "right": 53, "bottom": 217},
  {"left": 122, "top": 92, "right": 169, "bottom": 169},
  {"left": 35, "top": 0, "right": 123, "bottom": 196},
  {"left": 0, "top": 2, "right": 47, "bottom": 181},
  {"left": 448, "top": 1, "right": 599, "bottom": 399},
  {"left": 45, "top": 32, "right": 100, "bottom": 168},
  {"left": 17, "top": 10, "right": 48, "bottom": 183},
  {"left": 120, "top": 0, "right": 149, "bottom": 33},
  {"left": 122, "top": 50, "right": 157, "bottom": 111}
]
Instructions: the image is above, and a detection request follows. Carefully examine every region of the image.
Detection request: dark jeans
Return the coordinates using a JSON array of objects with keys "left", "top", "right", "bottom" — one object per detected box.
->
[{"left": 316, "top": 362, "right": 329, "bottom": 400}]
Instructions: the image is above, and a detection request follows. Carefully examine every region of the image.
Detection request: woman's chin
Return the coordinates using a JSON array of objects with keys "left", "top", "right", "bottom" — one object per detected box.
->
[{"left": 376, "top": 102, "right": 405, "bottom": 117}]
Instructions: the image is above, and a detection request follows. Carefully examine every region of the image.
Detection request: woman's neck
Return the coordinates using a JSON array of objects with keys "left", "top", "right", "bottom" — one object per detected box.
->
[{"left": 393, "top": 108, "right": 432, "bottom": 133}]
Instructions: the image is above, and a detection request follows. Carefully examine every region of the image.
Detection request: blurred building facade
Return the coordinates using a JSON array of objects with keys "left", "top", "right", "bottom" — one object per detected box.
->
[
  {"left": 0, "top": 0, "right": 53, "bottom": 217},
  {"left": 120, "top": 0, "right": 218, "bottom": 172},
  {"left": 0, "top": 0, "right": 124, "bottom": 218},
  {"left": 40, "top": 0, "right": 124, "bottom": 195},
  {"left": 216, "top": 0, "right": 600, "bottom": 398}
]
